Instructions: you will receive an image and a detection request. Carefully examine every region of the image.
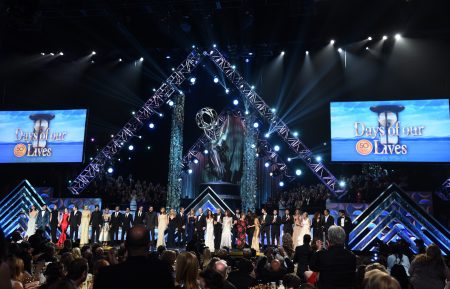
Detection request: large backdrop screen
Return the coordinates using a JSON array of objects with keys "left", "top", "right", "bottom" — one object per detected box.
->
[
  {"left": 0, "top": 109, "right": 87, "bottom": 163},
  {"left": 330, "top": 99, "right": 450, "bottom": 162}
]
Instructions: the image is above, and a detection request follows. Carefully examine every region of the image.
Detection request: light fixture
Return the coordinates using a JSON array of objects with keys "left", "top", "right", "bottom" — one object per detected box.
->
[
  {"left": 193, "top": 159, "right": 199, "bottom": 164},
  {"left": 305, "top": 51, "right": 309, "bottom": 55},
  {"left": 225, "top": 88, "right": 230, "bottom": 94},
  {"left": 147, "top": 146, "right": 151, "bottom": 150},
  {"left": 367, "top": 36, "right": 372, "bottom": 41},
  {"left": 264, "top": 133, "right": 270, "bottom": 138},
  {"left": 139, "top": 57, "right": 144, "bottom": 62},
  {"left": 92, "top": 51, "right": 96, "bottom": 55},
  {"left": 287, "top": 157, "right": 292, "bottom": 162},
  {"left": 190, "top": 77, "right": 196, "bottom": 84},
  {"left": 330, "top": 39, "right": 335, "bottom": 45},
  {"left": 295, "top": 169, "right": 302, "bottom": 176},
  {"left": 279, "top": 181, "right": 285, "bottom": 187},
  {"left": 41, "top": 52, "right": 45, "bottom": 55},
  {"left": 119, "top": 58, "right": 123, "bottom": 62},
  {"left": 339, "top": 180, "right": 346, "bottom": 188},
  {"left": 395, "top": 33, "right": 402, "bottom": 40},
  {"left": 188, "top": 169, "right": 193, "bottom": 174},
  {"left": 382, "top": 35, "right": 388, "bottom": 40},
  {"left": 233, "top": 99, "right": 239, "bottom": 106},
  {"left": 165, "top": 55, "right": 171, "bottom": 59},
  {"left": 245, "top": 58, "right": 249, "bottom": 63},
  {"left": 274, "top": 145, "right": 280, "bottom": 152},
  {"left": 149, "top": 123, "right": 155, "bottom": 129},
  {"left": 128, "top": 145, "right": 134, "bottom": 151},
  {"left": 264, "top": 162, "right": 270, "bottom": 168},
  {"left": 293, "top": 131, "right": 299, "bottom": 137},
  {"left": 253, "top": 122, "right": 259, "bottom": 128},
  {"left": 271, "top": 108, "right": 276, "bottom": 113},
  {"left": 213, "top": 44, "right": 217, "bottom": 48},
  {"left": 315, "top": 156, "right": 322, "bottom": 162},
  {"left": 168, "top": 100, "right": 174, "bottom": 106},
  {"left": 338, "top": 48, "right": 343, "bottom": 53},
  {"left": 107, "top": 167, "right": 114, "bottom": 174},
  {"left": 366, "top": 47, "right": 369, "bottom": 50},
  {"left": 213, "top": 76, "right": 219, "bottom": 83},
  {"left": 204, "top": 149, "right": 209, "bottom": 154},
  {"left": 281, "top": 51, "right": 285, "bottom": 55},
  {"left": 59, "top": 52, "right": 64, "bottom": 56}
]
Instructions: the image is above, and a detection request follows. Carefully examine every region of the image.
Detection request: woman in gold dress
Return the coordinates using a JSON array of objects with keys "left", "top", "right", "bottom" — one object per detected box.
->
[
  {"left": 251, "top": 214, "right": 260, "bottom": 252},
  {"left": 80, "top": 205, "right": 91, "bottom": 246}
]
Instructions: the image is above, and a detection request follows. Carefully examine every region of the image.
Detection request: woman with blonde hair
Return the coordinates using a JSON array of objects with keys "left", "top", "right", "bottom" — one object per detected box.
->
[
  {"left": 8, "top": 256, "right": 31, "bottom": 289},
  {"left": 175, "top": 252, "right": 199, "bottom": 289},
  {"left": 251, "top": 214, "right": 260, "bottom": 252},
  {"left": 364, "top": 269, "right": 400, "bottom": 289}
]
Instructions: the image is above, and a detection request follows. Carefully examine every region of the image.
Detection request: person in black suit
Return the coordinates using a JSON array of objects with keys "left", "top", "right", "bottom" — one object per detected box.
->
[
  {"left": 232, "top": 209, "right": 241, "bottom": 248},
  {"left": 134, "top": 206, "right": 145, "bottom": 226},
  {"left": 312, "top": 211, "right": 324, "bottom": 240},
  {"left": 323, "top": 209, "right": 335, "bottom": 241},
  {"left": 270, "top": 209, "right": 281, "bottom": 246},
  {"left": 93, "top": 225, "right": 175, "bottom": 289},
  {"left": 337, "top": 210, "right": 352, "bottom": 247},
  {"left": 69, "top": 206, "right": 81, "bottom": 242},
  {"left": 293, "top": 234, "right": 312, "bottom": 282},
  {"left": 259, "top": 208, "right": 270, "bottom": 247},
  {"left": 246, "top": 210, "right": 254, "bottom": 246},
  {"left": 213, "top": 208, "right": 223, "bottom": 250},
  {"left": 310, "top": 225, "right": 356, "bottom": 289},
  {"left": 195, "top": 208, "right": 206, "bottom": 241},
  {"left": 90, "top": 205, "right": 102, "bottom": 243},
  {"left": 110, "top": 206, "right": 122, "bottom": 244},
  {"left": 49, "top": 204, "right": 59, "bottom": 243},
  {"left": 282, "top": 209, "right": 293, "bottom": 237},
  {"left": 144, "top": 206, "right": 158, "bottom": 248},
  {"left": 122, "top": 208, "right": 134, "bottom": 241},
  {"left": 176, "top": 207, "right": 186, "bottom": 247}
]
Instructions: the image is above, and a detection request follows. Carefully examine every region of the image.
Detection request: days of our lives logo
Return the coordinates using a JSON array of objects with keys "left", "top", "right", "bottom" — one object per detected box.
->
[
  {"left": 354, "top": 105, "right": 425, "bottom": 156},
  {"left": 13, "top": 113, "right": 67, "bottom": 158}
]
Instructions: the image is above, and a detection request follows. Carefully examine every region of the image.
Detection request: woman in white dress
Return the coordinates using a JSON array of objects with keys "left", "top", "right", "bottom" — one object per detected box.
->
[
  {"left": 292, "top": 209, "right": 302, "bottom": 247},
  {"left": 99, "top": 208, "right": 111, "bottom": 246},
  {"left": 220, "top": 210, "right": 233, "bottom": 248},
  {"left": 25, "top": 205, "right": 38, "bottom": 239},
  {"left": 298, "top": 212, "right": 311, "bottom": 246},
  {"left": 80, "top": 205, "right": 91, "bottom": 246},
  {"left": 156, "top": 207, "right": 168, "bottom": 248},
  {"left": 204, "top": 210, "right": 215, "bottom": 251}
]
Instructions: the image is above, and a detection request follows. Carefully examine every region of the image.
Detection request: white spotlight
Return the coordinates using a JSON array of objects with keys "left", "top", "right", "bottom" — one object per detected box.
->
[
  {"left": 264, "top": 133, "right": 270, "bottom": 138},
  {"left": 50, "top": 53, "right": 54, "bottom": 56},
  {"left": 339, "top": 180, "right": 346, "bottom": 188},
  {"left": 293, "top": 131, "right": 299, "bottom": 137},
  {"left": 271, "top": 108, "right": 276, "bottom": 113},
  {"left": 190, "top": 77, "right": 196, "bottom": 84},
  {"left": 193, "top": 159, "right": 199, "bottom": 164},
  {"left": 213, "top": 76, "right": 219, "bottom": 83},
  {"left": 281, "top": 51, "right": 285, "bottom": 55},
  {"left": 269, "top": 172, "right": 273, "bottom": 177},
  {"left": 149, "top": 123, "right": 155, "bottom": 129},
  {"left": 131, "top": 111, "right": 136, "bottom": 115},
  {"left": 41, "top": 52, "right": 45, "bottom": 55},
  {"left": 92, "top": 51, "right": 96, "bottom": 55},
  {"left": 147, "top": 146, "right": 151, "bottom": 150},
  {"left": 274, "top": 145, "right": 280, "bottom": 152},
  {"left": 168, "top": 100, "right": 174, "bottom": 106},
  {"left": 279, "top": 181, "right": 285, "bottom": 187},
  {"left": 107, "top": 167, "right": 114, "bottom": 174},
  {"left": 128, "top": 145, "right": 134, "bottom": 151},
  {"left": 245, "top": 58, "right": 249, "bottom": 63},
  {"left": 188, "top": 169, "right": 193, "bottom": 174},
  {"left": 204, "top": 149, "right": 209, "bottom": 154},
  {"left": 253, "top": 122, "right": 259, "bottom": 128},
  {"left": 315, "top": 156, "right": 322, "bottom": 162},
  {"left": 225, "top": 88, "right": 230, "bottom": 94},
  {"left": 139, "top": 57, "right": 144, "bottom": 62},
  {"left": 383, "top": 35, "right": 388, "bottom": 40},
  {"left": 330, "top": 39, "right": 335, "bottom": 45},
  {"left": 245, "top": 110, "right": 249, "bottom": 115},
  {"left": 368, "top": 36, "right": 372, "bottom": 41},
  {"left": 59, "top": 52, "right": 64, "bottom": 56},
  {"left": 295, "top": 169, "right": 302, "bottom": 176},
  {"left": 231, "top": 65, "right": 236, "bottom": 69},
  {"left": 119, "top": 58, "right": 123, "bottom": 62},
  {"left": 395, "top": 33, "right": 402, "bottom": 40},
  {"left": 233, "top": 99, "right": 239, "bottom": 106},
  {"left": 251, "top": 85, "right": 255, "bottom": 90},
  {"left": 287, "top": 157, "right": 292, "bottom": 162},
  {"left": 366, "top": 47, "right": 369, "bottom": 50},
  {"left": 305, "top": 51, "right": 309, "bottom": 55},
  {"left": 213, "top": 44, "right": 217, "bottom": 48},
  {"left": 264, "top": 162, "right": 270, "bottom": 168},
  {"left": 338, "top": 48, "right": 343, "bottom": 53}
]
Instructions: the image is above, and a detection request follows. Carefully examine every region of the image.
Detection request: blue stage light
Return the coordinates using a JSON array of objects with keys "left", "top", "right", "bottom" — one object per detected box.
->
[
  {"left": 107, "top": 167, "right": 114, "bottom": 174},
  {"left": 271, "top": 108, "right": 276, "bottom": 113},
  {"left": 190, "top": 77, "right": 196, "bottom": 84},
  {"left": 281, "top": 51, "right": 285, "bottom": 56},
  {"left": 339, "top": 181, "right": 346, "bottom": 188},
  {"left": 233, "top": 99, "right": 239, "bottom": 106},
  {"left": 193, "top": 159, "right": 199, "bottom": 164},
  {"left": 274, "top": 145, "right": 280, "bottom": 152},
  {"left": 225, "top": 88, "right": 229, "bottom": 94},
  {"left": 295, "top": 169, "right": 302, "bottom": 176},
  {"left": 245, "top": 110, "right": 249, "bottom": 115},
  {"left": 293, "top": 131, "right": 299, "bottom": 137},
  {"left": 204, "top": 149, "right": 209, "bottom": 154},
  {"left": 213, "top": 76, "right": 219, "bottom": 83},
  {"left": 264, "top": 133, "right": 270, "bottom": 138},
  {"left": 251, "top": 85, "right": 255, "bottom": 90},
  {"left": 305, "top": 51, "right": 309, "bottom": 55},
  {"left": 232, "top": 65, "right": 236, "bottom": 69},
  {"left": 279, "top": 181, "right": 285, "bottom": 187},
  {"left": 287, "top": 157, "right": 291, "bottom": 162},
  {"left": 188, "top": 169, "right": 193, "bottom": 174},
  {"left": 315, "top": 156, "right": 322, "bottom": 162},
  {"left": 149, "top": 123, "right": 155, "bottom": 129},
  {"left": 253, "top": 122, "right": 259, "bottom": 128},
  {"left": 213, "top": 44, "right": 217, "bottom": 48},
  {"left": 128, "top": 145, "right": 134, "bottom": 151},
  {"left": 166, "top": 55, "right": 171, "bottom": 59},
  {"left": 168, "top": 100, "right": 174, "bottom": 106},
  {"left": 264, "top": 162, "right": 270, "bottom": 168},
  {"left": 245, "top": 58, "right": 249, "bottom": 63}
]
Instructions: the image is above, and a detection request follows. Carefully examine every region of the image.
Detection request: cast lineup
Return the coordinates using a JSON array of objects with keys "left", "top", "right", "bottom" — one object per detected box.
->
[{"left": 24, "top": 204, "right": 353, "bottom": 249}]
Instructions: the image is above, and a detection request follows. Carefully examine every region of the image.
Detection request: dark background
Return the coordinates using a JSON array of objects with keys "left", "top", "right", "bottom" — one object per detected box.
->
[{"left": 0, "top": 0, "right": 449, "bottom": 197}]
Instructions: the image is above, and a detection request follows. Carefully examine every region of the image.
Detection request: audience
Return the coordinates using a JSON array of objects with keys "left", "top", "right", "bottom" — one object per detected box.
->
[
  {"left": 214, "top": 260, "right": 237, "bottom": 289},
  {"left": 227, "top": 259, "right": 256, "bottom": 289},
  {"left": 175, "top": 252, "right": 199, "bottom": 289},
  {"left": 199, "top": 269, "right": 224, "bottom": 289}
]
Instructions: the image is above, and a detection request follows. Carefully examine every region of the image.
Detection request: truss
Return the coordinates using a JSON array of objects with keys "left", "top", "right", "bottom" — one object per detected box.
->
[{"left": 69, "top": 48, "right": 341, "bottom": 196}]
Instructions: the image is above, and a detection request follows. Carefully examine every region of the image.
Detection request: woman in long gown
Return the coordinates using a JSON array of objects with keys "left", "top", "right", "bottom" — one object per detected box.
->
[
  {"left": 80, "top": 205, "right": 91, "bottom": 246},
  {"left": 25, "top": 205, "right": 38, "bottom": 239},
  {"left": 186, "top": 209, "right": 196, "bottom": 243},
  {"left": 204, "top": 210, "right": 215, "bottom": 251},
  {"left": 298, "top": 212, "right": 311, "bottom": 246},
  {"left": 251, "top": 214, "right": 260, "bottom": 252},
  {"left": 99, "top": 208, "right": 111, "bottom": 246},
  {"left": 156, "top": 207, "right": 168, "bottom": 248},
  {"left": 57, "top": 208, "right": 69, "bottom": 247},
  {"left": 236, "top": 214, "right": 247, "bottom": 250},
  {"left": 167, "top": 209, "right": 177, "bottom": 248},
  {"left": 292, "top": 209, "right": 302, "bottom": 247},
  {"left": 220, "top": 210, "right": 233, "bottom": 248}
]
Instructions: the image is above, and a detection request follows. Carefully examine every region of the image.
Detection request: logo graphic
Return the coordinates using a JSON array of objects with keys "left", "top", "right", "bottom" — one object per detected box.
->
[
  {"left": 13, "top": 144, "right": 27, "bottom": 157},
  {"left": 355, "top": 139, "right": 373, "bottom": 155}
]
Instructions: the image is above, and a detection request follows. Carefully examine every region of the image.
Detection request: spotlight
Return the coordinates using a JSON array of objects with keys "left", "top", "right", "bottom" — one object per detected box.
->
[
  {"left": 119, "top": 58, "right": 123, "bottom": 62},
  {"left": 231, "top": 65, "right": 236, "bottom": 69},
  {"left": 165, "top": 55, "right": 171, "bottom": 59},
  {"left": 213, "top": 44, "right": 217, "bottom": 48},
  {"left": 245, "top": 110, "right": 249, "bottom": 115},
  {"left": 131, "top": 111, "right": 136, "bottom": 115},
  {"left": 269, "top": 172, "right": 273, "bottom": 177},
  {"left": 287, "top": 157, "right": 291, "bottom": 162},
  {"left": 395, "top": 33, "right": 402, "bottom": 40},
  {"left": 90, "top": 137, "right": 95, "bottom": 142},
  {"left": 171, "top": 68, "right": 175, "bottom": 71},
  {"left": 193, "top": 159, "right": 199, "bottom": 164},
  {"left": 264, "top": 133, "right": 270, "bottom": 138},
  {"left": 366, "top": 47, "right": 369, "bottom": 50},
  {"left": 192, "top": 45, "right": 196, "bottom": 48},
  {"left": 383, "top": 35, "right": 388, "bottom": 40},
  {"left": 91, "top": 60, "right": 95, "bottom": 64},
  {"left": 305, "top": 51, "right": 309, "bottom": 55},
  {"left": 168, "top": 100, "right": 174, "bottom": 106},
  {"left": 251, "top": 144, "right": 256, "bottom": 148},
  {"left": 204, "top": 149, "right": 209, "bottom": 154},
  {"left": 149, "top": 123, "right": 155, "bottom": 129},
  {"left": 128, "top": 145, "right": 134, "bottom": 151},
  {"left": 295, "top": 169, "right": 302, "bottom": 176},
  {"left": 128, "top": 157, "right": 131, "bottom": 160},
  {"left": 110, "top": 134, "right": 114, "bottom": 138},
  {"left": 249, "top": 52, "right": 253, "bottom": 56},
  {"left": 225, "top": 88, "right": 230, "bottom": 94},
  {"left": 279, "top": 181, "right": 285, "bottom": 187},
  {"left": 68, "top": 180, "right": 72, "bottom": 184},
  {"left": 59, "top": 52, "right": 64, "bottom": 56},
  {"left": 92, "top": 51, "right": 96, "bottom": 55},
  {"left": 159, "top": 113, "right": 164, "bottom": 117},
  {"left": 264, "top": 162, "right": 270, "bottom": 168},
  {"left": 245, "top": 58, "right": 249, "bottom": 63},
  {"left": 271, "top": 108, "right": 276, "bottom": 113},
  {"left": 89, "top": 157, "right": 93, "bottom": 161},
  {"left": 107, "top": 167, "right": 114, "bottom": 174},
  {"left": 274, "top": 145, "right": 280, "bottom": 152},
  {"left": 233, "top": 99, "right": 239, "bottom": 106},
  {"left": 293, "top": 131, "right": 299, "bottom": 137},
  {"left": 253, "top": 122, "right": 259, "bottom": 128},
  {"left": 281, "top": 51, "right": 285, "bottom": 55},
  {"left": 315, "top": 156, "right": 322, "bottom": 162},
  {"left": 41, "top": 52, "right": 45, "bottom": 55},
  {"left": 139, "top": 57, "right": 144, "bottom": 62},
  {"left": 251, "top": 85, "right": 255, "bottom": 90},
  {"left": 190, "top": 77, "right": 196, "bottom": 84},
  {"left": 50, "top": 53, "right": 55, "bottom": 56},
  {"left": 213, "top": 76, "right": 219, "bottom": 83},
  {"left": 339, "top": 180, "right": 346, "bottom": 188},
  {"left": 330, "top": 39, "right": 335, "bottom": 45},
  {"left": 368, "top": 36, "right": 372, "bottom": 41},
  {"left": 147, "top": 146, "right": 151, "bottom": 150},
  {"left": 152, "top": 88, "right": 156, "bottom": 92},
  {"left": 188, "top": 169, "right": 193, "bottom": 174}
]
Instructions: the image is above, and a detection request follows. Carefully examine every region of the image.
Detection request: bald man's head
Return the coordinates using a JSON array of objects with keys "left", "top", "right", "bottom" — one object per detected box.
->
[
  {"left": 214, "top": 260, "right": 228, "bottom": 280},
  {"left": 125, "top": 225, "right": 150, "bottom": 256}
]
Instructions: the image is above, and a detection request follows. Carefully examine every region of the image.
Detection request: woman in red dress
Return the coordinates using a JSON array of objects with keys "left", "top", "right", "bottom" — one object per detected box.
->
[
  {"left": 236, "top": 214, "right": 247, "bottom": 249},
  {"left": 57, "top": 208, "right": 69, "bottom": 247}
]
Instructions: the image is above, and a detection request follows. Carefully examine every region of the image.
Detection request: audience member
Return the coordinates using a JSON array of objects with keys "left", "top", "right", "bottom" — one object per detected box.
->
[
  {"left": 363, "top": 269, "right": 401, "bottom": 289},
  {"left": 214, "top": 260, "right": 237, "bottom": 289},
  {"left": 175, "top": 252, "right": 199, "bottom": 289},
  {"left": 199, "top": 269, "right": 224, "bottom": 289},
  {"left": 227, "top": 259, "right": 256, "bottom": 289}
]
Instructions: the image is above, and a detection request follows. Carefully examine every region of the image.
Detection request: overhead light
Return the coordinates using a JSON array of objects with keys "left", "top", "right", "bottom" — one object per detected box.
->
[
  {"left": 59, "top": 52, "right": 64, "bottom": 56},
  {"left": 203, "top": 149, "right": 209, "bottom": 154},
  {"left": 213, "top": 76, "right": 219, "bottom": 83},
  {"left": 338, "top": 48, "right": 343, "bottom": 53},
  {"left": 165, "top": 55, "right": 171, "bottom": 59},
  {"left": 149, "top": 123, "right": 155, "bottom": 129},
  {"left": 50, "top": 53, "right": 54, "bottom": 56},
  {"left": 274, "top": 145, "right": 280, "bottom": 152},
  {"left": 107, "top": 167, "right": 114, "bottom": 174},
  {"left": 253, "top": 122, "right": 259, "bottom": 128},
  {"left": 279, "top": 181, "right": 285, "bottom": 187},
  {"left": 330, "top": 39, "right": 335, "bottom": 45},
  {"left": 213, "top": 44, "right": 217, "bottom": 48},
  {"left": 305, "top": 51, "right": 309, "bottom": 55},
  {"left": 264, "top": 133, "right": 270, "bottom": 138},
  {"left": 245, "top": 58, "right": 249, "bottom": 63},
  {"left": 128, "top": 145, "right": 134, "bottom": 151},
  {"left": 193, "top": 159, "right": 199, "bottom": 164},
  {"left": 339, "top": 180, "right": 346, "bottom": 188},
  {"left": 168, "top": 100, "right": 174, "bottom": 106},
  {"left": 119, "top": 58, "right": 123, "bottom": 62},
  {"left": 315, "top": 156, "right": 322, "bottom": 162},
  {"left": 395, "top": 33, "right": 402, "bottom": 40},
  {"left": 92, "top": 51, "right": 96, "bottom": 55},
  {"left": 190, "top": 77, "right": 196, "bottom": 84},
  {"left": 188, "top": 169, "right": 193, "bottom": 174},
  {"left": 367, "top": 36, "right": 372, "bottom": 41},
  {"left": 225, "top": 88, "right": 229, "bottom": 94},
  {"left": 264, "top": 162, "right": 270, "bottom": 168},
  {"left": 293, "top": 131, "right": 299, "bottom": 137},
  {"left": 287, "top": 157, "right": 291, "bottom": 162},
  {"left": 382, "top": 35, "right": 388, "bottom": 40},
  {"left": 41, "top": 52, "right": 45, "bottom": 55},
  {"left": 233, "top": 99, "right": 239, "bottom": 106},
  {"left": 281, "top": 51, "right": 285, "bottom": 55},
  {"left": 271, "top": 108, "right": 276, "bottom": 113},
  {"left": 139, "top": 57, "right": 144, "bottom": 62},
  {"left": 366, "top": 47, "right": 369, "bottom": 50},
  {"left": 295, "top": 169, "right": 302, "bottom": 176}
]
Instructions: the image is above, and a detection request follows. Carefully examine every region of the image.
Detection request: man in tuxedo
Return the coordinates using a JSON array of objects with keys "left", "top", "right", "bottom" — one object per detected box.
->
[
  {"left": 271, "top": 209, "right": 281, "bottom": 246},
  {"left": 36, "top": 204, "right": 50, "bottom": 232},
  {"left": 144, "top": 206, "right": 158, "bottom": 248},
  {"left": 195, "top": 208, "right": 206, "bottom": 241},
  {"left": 337, "top": 210, "right": 352, "bottom": 247},
  {"left": 259, "top": 208, "right": 270, "bottom": 247},
  {"left": 49, "top": 204, "right": 59, "bottom": 243},
  {"left": 110, "top": 206, "right": 122, "bottom": 244},
  {"left": 310, "top": 226, "right": 356, "bottom": 289},
  {"left": 282, "top": 209, "right": 293, "bottom": 237},
  {"left": 176, "top": 207, "right": 186, "bottom": 247},
  {"left": 122, "top": 208, "right": 134, "bottom": 241},
  {"left": 90, "top": 205, "right": 102, "bottom": 243},
  {"left": 134, "top": 206, "right": 145, "bottom": 226},
  {"left": 69, "top": 206, "right": 81, "bottom": 242},
  {"left": 232, "top": 209, "right": 241, "bottom": 248},
  {"left": 93, "top": 225, "right": 175, "bottom": 289},
  {"left": 323, "top": 209, "right": 335, "bottom": 241},
  {"left": 293, "top": 234, "right": 312, "bottom": 282},
  {"left": 213, "top": 208, "right": 223, "bottom": 249}
]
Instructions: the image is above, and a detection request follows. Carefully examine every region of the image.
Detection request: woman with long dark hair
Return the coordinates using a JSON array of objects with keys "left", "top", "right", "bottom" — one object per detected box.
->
[
  {"left": 311, "top": 211, "right": 323, "bottom": 240},
  {"left": 175, "top": 252, "right": 199, "bottom": 289},
  {"left": 167, "top": 209, "right": 177, "bottom": 248}
]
